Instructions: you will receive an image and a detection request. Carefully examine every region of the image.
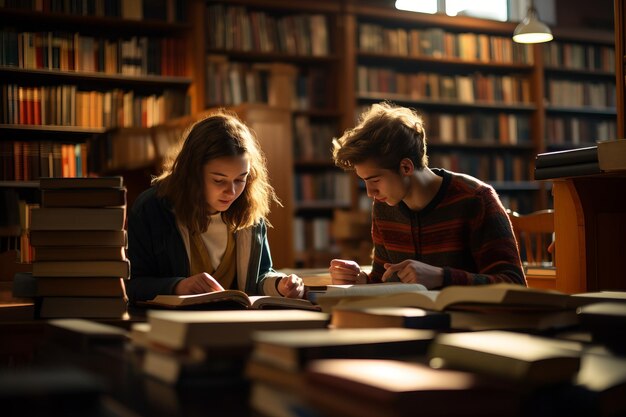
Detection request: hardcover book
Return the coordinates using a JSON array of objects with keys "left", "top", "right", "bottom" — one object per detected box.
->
[
  {"left": 139, "top": 290, "right": 320, "bottom": 311},
  {"left": 251, "top": 327, "right": 436, "bottom": 372},
  {"left": 146, "top": 309, "right": 330, "bottom": 350},
  {"left": 427, "top": 330, "right": 581, "bottom": 385}
]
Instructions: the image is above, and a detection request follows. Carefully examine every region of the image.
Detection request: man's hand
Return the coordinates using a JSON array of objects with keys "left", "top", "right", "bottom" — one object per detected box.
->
[
  {"left": 329, "top": 259, "right": 368, "bottom": 285},
  {"left": 381, "top": 260, "right": 444, "bottom": 289},
  {"left": 278, "top": 274, "right": 304, "bottom": 298},
  {"left": 174, "top": 273, "right": 225, "bottom": 295}
]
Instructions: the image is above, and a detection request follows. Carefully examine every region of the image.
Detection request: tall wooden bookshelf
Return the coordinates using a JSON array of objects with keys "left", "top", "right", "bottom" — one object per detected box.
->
[
  {"left": 194, "top": 0, "right": 348, "bottom": 267},
  {"left": 542, "top": 28, "right": 616, "bottom": 151},
  {"left": 0, "top": 2, "right": 192, "bottom": 273}
]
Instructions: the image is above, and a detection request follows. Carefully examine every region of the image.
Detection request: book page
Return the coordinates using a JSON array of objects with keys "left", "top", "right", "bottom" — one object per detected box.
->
[
  {"left": 333, "top": 291, "right": 441, "bottom": 310},
  {"left": 323, "top": 283, "right": 427, "bottom": 297},
  {"left": 144, "top": 290, "right": 250, "bottom": 308},
  {"left": 249, "top": 296, "right": 320, "bottom": 311}
]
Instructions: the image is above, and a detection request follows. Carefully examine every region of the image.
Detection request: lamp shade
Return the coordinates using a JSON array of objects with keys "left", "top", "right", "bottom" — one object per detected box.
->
[{"left": 513, "top": 7, "right": 553, "bottom": 44}]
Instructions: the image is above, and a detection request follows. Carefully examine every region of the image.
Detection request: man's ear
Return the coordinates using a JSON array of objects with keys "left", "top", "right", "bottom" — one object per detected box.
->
[{"left": 399, "top": 158, "right": 414, "bottom": 176}]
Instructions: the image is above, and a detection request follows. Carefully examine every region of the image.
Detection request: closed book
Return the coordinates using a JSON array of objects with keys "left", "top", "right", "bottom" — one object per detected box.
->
[
  {"left": 45, "top": 318, "right": 129, "bottom": 351},
  {"left": 305, "top": 359, "right": 520, "bottom": 417},
  {"left": 535, "top": 146, "right": 598, "bottom": 169},
  {"left": 331, "top": 307, "right": 450, "bottom": 330},
  {"left": 39, "top": 176, "right": 123, "bottom": 189},
  {"left": 251, "top": 328, "right": 436, "bottom": 372},
  {"left": 33, "top": 260, "right": 130, "bottom": 278},
  {"left": 30, "top": 230, "right": 127, "bottom": 247},
  {"left": 575, "top": 353, "right": 626, "bottom": 416},
  {"left": 30, "top": 207, "right": 126, "bottom": 231},
  {"left": 146, "top": 310, "right": 329, "bottom": 350},
  {"left": 13, "top": 273, "right": 126, "bottom": 297},
  {"left": 427, "top": 330, "right": 581, "bottom": 385},
  {"left": 33, "top": 246, "right": 126, "bottom": 261},
  {"left": 39, "top": 296, "right": 128, "bottom": 319},
  {"left": 597, "top": 139, "right": 626, "bottom": 171},
  {"left": 534, "top": 162, "right": 601, "bottom": 180},
  {"left": 41, "top": 187, "right": 127, "bottom": 208},
  {"left": 139, "top": 290, "right": 319, "bottom": 311},
  {"left": 577, "top": 302, "right": 626, "bottom": 351}
]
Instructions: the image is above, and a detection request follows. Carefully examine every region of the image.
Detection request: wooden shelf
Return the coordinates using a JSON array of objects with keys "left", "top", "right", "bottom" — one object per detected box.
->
[
  {"left": 545, "top": 106, "right": 617, "bottom": 116},
  {"left": 357, "top": 94, "right": 537, "bottom": 112},
  {"left": 357, "top": 53, "right": 535, "bottom": 72}
]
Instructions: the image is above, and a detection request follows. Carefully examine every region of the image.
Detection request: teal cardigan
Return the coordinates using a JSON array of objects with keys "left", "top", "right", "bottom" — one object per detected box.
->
[{"left": 126, "top": 187, "right": 279, "bottom": 302}]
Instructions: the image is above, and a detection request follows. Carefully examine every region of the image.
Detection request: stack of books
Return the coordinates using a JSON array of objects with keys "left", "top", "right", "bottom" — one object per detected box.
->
[
  {"left": 534, "top": 146, "right": 600, "bottom": 180},
  {"left": 131, "top": 309, "right": 329, "bottom": 385},
  {"left": 14, "top": 177, "right": 129, "bottom": 318},
  {"left": 246, "top": 327, "right": 437, "bottom": 417}
]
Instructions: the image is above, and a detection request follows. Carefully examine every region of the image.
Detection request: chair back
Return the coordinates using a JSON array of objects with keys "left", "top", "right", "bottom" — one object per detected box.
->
[{"left": 507, "top": 209, "right": 555, "bottom": 266}]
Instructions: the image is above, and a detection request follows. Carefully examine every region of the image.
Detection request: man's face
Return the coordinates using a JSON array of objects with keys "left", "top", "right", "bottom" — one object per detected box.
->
[{"left": 354, "top": 159, "right": 407, "bottom": 206}]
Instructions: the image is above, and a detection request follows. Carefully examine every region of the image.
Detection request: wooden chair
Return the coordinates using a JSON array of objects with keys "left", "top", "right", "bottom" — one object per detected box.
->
[{"left": 507, "top": 209, "right": 556, "bottom": 289}]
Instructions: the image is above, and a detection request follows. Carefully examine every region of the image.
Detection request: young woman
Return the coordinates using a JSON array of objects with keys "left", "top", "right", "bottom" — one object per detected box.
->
[
  {"left": 126, "top": 111, "right": 303, "bottom": 302},
  {"left": 329, "top": 102, "right": 526, "bottom": 289}
]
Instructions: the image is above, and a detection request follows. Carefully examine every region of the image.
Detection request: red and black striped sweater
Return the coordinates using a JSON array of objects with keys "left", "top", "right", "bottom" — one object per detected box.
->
[{"left": 369, "top": 169, "right": 526, "bottom": 287}]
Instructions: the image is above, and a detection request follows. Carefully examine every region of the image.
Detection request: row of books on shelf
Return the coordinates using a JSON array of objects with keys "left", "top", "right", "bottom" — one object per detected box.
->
[
  {"left": 1, "top": 31, "right": 186, "bottom": 76},
  {"left": 546, "top": 116, "right": 617, "bottom": 145},
  {"left": 543, "top": 41, "right": 615, "bottom": 72},
  {"left": 1, "top": 84, "right": 188, "bottom": 127},
  {"left": 423, "top": 112, "right": 531, "bottom": 145},
  {"left": 294, "top": 172, "right": 352, "bottom": 205},
  {"left": 1, "top": 141, "right": 88, "bottom": 181},
  {"left": 11, "top": 176, "right": 129, "bottom": 319},
  {"left": 358, "top": 23, "right": 533, "bottom": 64},
  {"left": 429, "top": 152, "right": 530, "bottom": 182},
  {"left": 205, "top": 57, "right": 330, "bottom": 110},
  {"left": 206, "top": 5, "right": 329, "bottom": 56},
  {"left": 357, "top": 67, "right": 532, "bottom": 105},
  {"left": 1, "top": 0, "right": 186, "bottom": 22},
  {"left": 293, "top": 116, "right": 336, "bottom": 161},
  {"left": 293, "top": 216, "right": 336, "bottom": 253},
  {"left": 546, "top": 79, "right": 616, "bottom": 109}
]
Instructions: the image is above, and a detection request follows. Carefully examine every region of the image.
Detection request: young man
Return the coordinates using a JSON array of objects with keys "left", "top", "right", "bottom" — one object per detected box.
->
[{"left": 329, "top": 102, "right": 526, "bottom": 289}]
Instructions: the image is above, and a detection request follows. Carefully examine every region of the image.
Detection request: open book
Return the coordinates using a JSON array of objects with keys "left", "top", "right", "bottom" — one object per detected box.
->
[
  {"left": 138, "top": 290, "right": 320, "bottom": 311},
  {"left": 319, "top": 283, "right": 571, "bottom": 313}
]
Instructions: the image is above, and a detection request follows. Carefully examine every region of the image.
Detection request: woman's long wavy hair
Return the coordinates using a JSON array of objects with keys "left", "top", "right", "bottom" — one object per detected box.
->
[{"left": 154, "top": 110, "right": 279, "bottom": 233}]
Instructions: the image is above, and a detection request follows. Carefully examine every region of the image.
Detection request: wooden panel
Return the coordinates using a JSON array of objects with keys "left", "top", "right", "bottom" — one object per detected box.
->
[{"left": 231, "top": 104, "right": 295, "bottom": 269}]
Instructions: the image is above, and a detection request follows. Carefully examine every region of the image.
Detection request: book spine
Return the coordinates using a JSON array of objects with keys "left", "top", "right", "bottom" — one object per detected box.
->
[
  {"left": 535, "top": 146, "right": 598, "bottom": 169},
  {"left": 534, "top": 162, "right": 601, "bottom": 180}
]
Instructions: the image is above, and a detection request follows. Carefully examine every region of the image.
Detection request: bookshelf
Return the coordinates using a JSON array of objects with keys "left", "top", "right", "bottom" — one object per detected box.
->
[
  {"left": 542, "top": 28, "right": 617, "bottom": 151},
  {"left": 341, "top": 3, "right": 543, "bottom": 214},
  {"left": 0, "top": 3, "right": 192, "bottom": 182},
  {"left": 196, "top": 0, "right": 347, "bottom": 267},
  {"left": 0, "top": 2, "right": 193, "bottom": 275}
]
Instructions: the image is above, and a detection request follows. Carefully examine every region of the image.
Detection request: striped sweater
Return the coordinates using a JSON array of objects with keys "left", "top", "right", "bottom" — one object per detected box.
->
[{"left": 369, "top": 169, "right": 526, "bottom": 287}]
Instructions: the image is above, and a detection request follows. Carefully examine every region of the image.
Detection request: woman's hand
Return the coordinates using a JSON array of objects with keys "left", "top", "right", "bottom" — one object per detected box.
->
[
  {"left": 174, "top": 273, "right": 225, "bottom": 295},
  {"left": 278, "top": 274, "right": 304, "bottom": 298},
  {"left": 329, "top": 259, "right": 368, "bottom": 285}
]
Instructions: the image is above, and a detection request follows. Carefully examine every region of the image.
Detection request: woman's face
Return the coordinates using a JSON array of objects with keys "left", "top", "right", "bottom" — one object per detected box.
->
[{"left": 202, "top": 155, "right": 250, "bottom": 213}]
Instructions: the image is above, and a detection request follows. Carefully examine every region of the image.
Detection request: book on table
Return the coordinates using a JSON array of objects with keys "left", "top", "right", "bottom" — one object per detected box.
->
[
  {"left": 138, "top": 290, "right": 320, "bottom": 311},
  {"left": 40, "top": 187, "right": 127, "bottom": 208},
  {"left": 427, "top": 330, "right": 581, "bottom": 385},
  {"left": 39, "top": 296, "right": 128, "bottom": 319},
  {"left": 33, "top": 246, "right": 126, "bottom": 261},
  {"left": 45, "top": 318, "right": 129, "bottom": 351},
  {"left": 30, "top": 207, "right": 126, "bottom": 231},
  {"left": 304, "top": 359, "right": 520, "bottom": 417},
  {"left": 29, "top": 230, "right": 127, "bottom": 247},
  {"left": 32, "top": 260, "right": 130, "bottom": 278},
  {"left": 330, "top": 307, "right": 450, "bottom": 330},
  {"left": 39, "top": 176, "right": 123, "bottom": 189},
  {"left": 13, "top": 272, "right": 126, "bottom": 297},
  {"left": 250, "top": 327, "right": 436, "bottom": 373},
  {"left": 146, "top": 309, "right": 329, "bottom": 350},
  {"left": 317, "top": 283, "right": 571, "bottom": 312}
]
